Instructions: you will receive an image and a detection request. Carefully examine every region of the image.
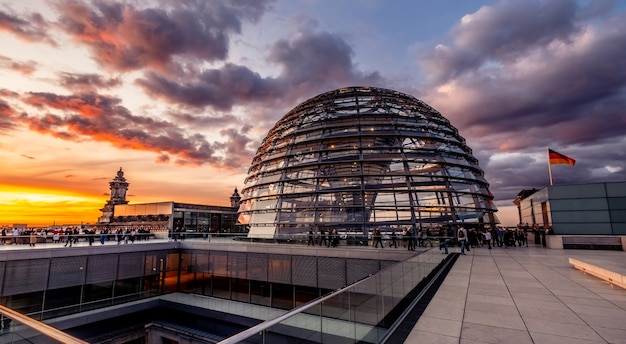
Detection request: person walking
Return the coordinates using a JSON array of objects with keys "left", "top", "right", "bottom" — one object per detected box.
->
[
  {"left": 64, "top": 228, "right": 73, "bottom": 247},
  {"left": 319, "top": 229, "right": 328, "bottom": 247},
  {"left": 373, "top": 228, "right": 383, "bottom": 248},
  {"left": 490, "top": 227, "right": 498, "bottom": 248},
  {"left": 457, "top": 226, "right": 468, "bottom": 255},
  {"left": 484, "top": 229, "right": 492, "bottom": 249},
  {"left": 329, "top": 228, "right": 339, "bottom": 247},
  {"left": 407, "top": 227, "right": 416, "bottom": 251},
  {"left": 389, "top": 230, "right": 398, "bottom": 248},
  {"left": 29, "top": 230, "right": 37, "bottom": 247},
  {"left": 436, "top": 227, "right": 447, "bottom": 254},
  {"left": 307, "top": 229, "right": 315, "bottom": 246}
]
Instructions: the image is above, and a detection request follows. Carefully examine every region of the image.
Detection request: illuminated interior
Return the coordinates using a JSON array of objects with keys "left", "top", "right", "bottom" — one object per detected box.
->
[{"left": 238, "top": 86, "right": 498, "bottom": 238}]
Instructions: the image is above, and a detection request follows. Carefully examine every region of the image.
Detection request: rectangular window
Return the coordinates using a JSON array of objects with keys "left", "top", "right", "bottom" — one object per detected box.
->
[
  {"left": 212, "top": 276, "right": 230, "bottom": 299},
  {"left": 250, "top": 280, "right": 270, "bottom": 307},
  {"left": 271, "top": 282, "right": 293, "bottom": 310}
]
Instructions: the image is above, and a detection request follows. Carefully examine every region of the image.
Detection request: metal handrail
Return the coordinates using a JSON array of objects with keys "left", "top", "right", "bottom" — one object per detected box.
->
[
  {"left": 216, "top": 284, "right": 348, "bottom": 344},
  {"left": 0, "top": 305, "right": 88, "bottom": 344}
]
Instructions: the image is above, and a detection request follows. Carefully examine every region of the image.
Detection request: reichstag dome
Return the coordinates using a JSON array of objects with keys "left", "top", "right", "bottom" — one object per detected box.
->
[{"left": 238, "top": 86, "right": 498, "bottom": 239}]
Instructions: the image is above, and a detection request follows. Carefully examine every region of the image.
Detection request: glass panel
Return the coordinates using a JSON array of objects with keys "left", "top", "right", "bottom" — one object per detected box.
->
[{"left": 272, "top": 283, "right": 293, "bottom": 310}]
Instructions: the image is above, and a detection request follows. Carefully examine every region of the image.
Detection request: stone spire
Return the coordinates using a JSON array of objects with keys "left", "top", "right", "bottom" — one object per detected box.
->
[
  {"left": 230, "top": 187, "right": 241, "bottom": 209},
  {"left": 98, "top": 168, "right": 130, "bottom": 224},
  {"left": 109, "top": 167, "right": 130, "bottom": 205}
]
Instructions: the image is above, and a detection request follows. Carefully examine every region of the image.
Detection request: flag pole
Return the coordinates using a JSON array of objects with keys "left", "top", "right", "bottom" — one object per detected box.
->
[{"left": 547, "top": 147, "right": 554, "bottom": 186}]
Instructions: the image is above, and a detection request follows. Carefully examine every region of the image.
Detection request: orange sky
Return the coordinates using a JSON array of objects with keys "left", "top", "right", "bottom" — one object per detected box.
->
[{"left": 0, "top": 129, "right": 244, "bottom": 227}]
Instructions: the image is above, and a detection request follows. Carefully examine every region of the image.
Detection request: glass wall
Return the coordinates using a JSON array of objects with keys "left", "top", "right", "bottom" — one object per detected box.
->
[
  {"left": 0, "top": 250, "right": 172, "bottom": 320},
  {"left": 110, "top": 202, "right": 239, "bottom": 235},
  {"left": 240, "top": 86, "right": 498, "bottom": 239}
]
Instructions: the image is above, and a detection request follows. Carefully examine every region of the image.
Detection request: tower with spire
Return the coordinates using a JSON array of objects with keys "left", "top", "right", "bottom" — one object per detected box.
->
[
  {"left": 98, "top": 168, "right": 130, "bottom": 224},
  {"left": 230, "top": 188, "right": 241, "bottom": 209}
]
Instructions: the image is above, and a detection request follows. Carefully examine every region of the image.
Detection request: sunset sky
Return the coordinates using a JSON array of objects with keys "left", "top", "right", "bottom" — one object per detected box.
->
[{"left": 1, "top": 0, "right": 625, "bottom": 227}]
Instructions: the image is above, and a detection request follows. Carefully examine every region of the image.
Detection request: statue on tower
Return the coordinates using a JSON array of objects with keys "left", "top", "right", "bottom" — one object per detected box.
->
[{"left": 97, "top": 168, "right": 130, "bottom": 224}]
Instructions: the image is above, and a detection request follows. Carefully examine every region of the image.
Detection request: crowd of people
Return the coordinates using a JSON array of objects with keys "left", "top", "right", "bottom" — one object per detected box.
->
[
  {"left": 305, "top": 225, "right": 532, "bottom": 254},
  {"left": 307, "top": 228, "right": 341, "bottom": 247},
  {"left": 0, "top": 225, "right": 155, "bottom": 247}
]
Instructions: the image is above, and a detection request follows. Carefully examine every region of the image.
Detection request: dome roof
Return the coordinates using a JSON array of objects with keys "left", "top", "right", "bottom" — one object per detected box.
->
[{"left": 238, "top": 86, "right": 497, "bottom": 238}]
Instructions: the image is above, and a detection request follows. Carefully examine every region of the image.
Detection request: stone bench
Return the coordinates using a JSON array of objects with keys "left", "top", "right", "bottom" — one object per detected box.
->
[
  {"left": 562, "top": 236, "right": 623, "bottom": 251},
  {"left": 569, "top": 258, "right": 626, "bottom": 290}
]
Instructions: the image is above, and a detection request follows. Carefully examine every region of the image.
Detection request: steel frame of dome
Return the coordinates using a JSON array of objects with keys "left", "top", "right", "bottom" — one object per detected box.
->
[{"left": 238, "top": 86, "right": 497, "bottom": 239}]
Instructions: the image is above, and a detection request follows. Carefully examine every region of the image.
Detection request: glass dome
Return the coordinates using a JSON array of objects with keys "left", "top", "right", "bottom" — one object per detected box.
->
[{"left": 238, "top": 86, "right": 497, "bottom": 239}]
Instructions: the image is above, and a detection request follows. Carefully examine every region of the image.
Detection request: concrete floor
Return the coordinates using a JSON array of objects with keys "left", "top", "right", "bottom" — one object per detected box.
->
[{"left": 407, "top": 245, "right": 626, "bottom": 344}]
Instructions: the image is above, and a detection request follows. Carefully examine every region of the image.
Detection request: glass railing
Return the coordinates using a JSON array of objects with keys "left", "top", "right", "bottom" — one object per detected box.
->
[
  {"left": 217, "top": 246, "right": 457, "bottom": 343},
  {"left": 0, "top": 305, "right": 87, "bottom": 344}
]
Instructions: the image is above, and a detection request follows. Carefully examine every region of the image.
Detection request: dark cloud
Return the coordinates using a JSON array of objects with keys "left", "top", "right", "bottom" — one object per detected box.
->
[
  {"left": 167, "top": 111, "right": 242, "bottom": 128},
  {"left": 0, "top": 9, "right": 53, "bottom": 43},
  {"left": 136, "top": 64, "right": 282, "bottom": 110},
  {"left": 55, "top": 0, "right": 275, "bottom": 72},
  {"left": 18, "top": 91, "right": 255, "bottom": 168},
  {"left": 421, "top": 1, "right": 626, "bottom": 138},
  {"left": 58, "top": 72, "right": 122, "bottom": 91},
  {"left": 416, "top": 0, "right": 626, "bottom": 203},
  {"left": 20, "top": 154, "right": 35, "bottom": 160},
  {"left": 268, "top": 31, "right": 382, "bottom": 92},
  {"left": 0, "top": 97, "right": 17, "bottom": 132},
  {"left": 421, "top": 0, "right": 581, "bottom": 83},
  {"left": 0, "top": 99, "right": 15, "bottom": 116},
  {"left": 136, "top": 30, "right": 383, "bottom": 113},
  {"left": 214, "top": 125, "right": 254, "bottom": 168}
]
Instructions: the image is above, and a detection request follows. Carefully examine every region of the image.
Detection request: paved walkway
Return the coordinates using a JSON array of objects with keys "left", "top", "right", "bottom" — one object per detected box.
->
[{"left": 407, "top": 246, "right": 626, "bottom": 343}]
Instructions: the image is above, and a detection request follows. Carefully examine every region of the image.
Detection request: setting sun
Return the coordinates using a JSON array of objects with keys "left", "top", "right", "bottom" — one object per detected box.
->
[{"left": 0, "top": 185, "right": 103, "bottom": 227}]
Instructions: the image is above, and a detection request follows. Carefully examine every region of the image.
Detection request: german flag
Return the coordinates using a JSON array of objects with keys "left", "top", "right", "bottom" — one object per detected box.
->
[{"left": 549, "top": 149, "right": 576, "bottom": 166}]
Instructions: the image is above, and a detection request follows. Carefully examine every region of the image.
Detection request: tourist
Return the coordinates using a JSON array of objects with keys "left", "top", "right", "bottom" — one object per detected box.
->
[
  {"left": 64, "top": 228, "right": 73, "bottom": 247},
  {"left": 484, "top": 230, "right": 492, "bottom": 249},
  {"left": 116, "top": 228, "right": 124, "bottom": 244},
  {"left": 12, "top": 228, "right": 19, "bottom": 245},
  {"left": 29, "top": 230, "right": 37, "bottom": 247},
  {"left": 85, "top": 228, "right": 95, "bottom": 246},
  {"left": 439, "top": 236, "right": 449, "bottom": 254},
  {"left": 330, "top": 229, "right": 339, "bottom": 247},
  {"left": 457, "top": 226, "right": 468, "bottom": 255},
  {"left": 406, "top": 227, "right": 415, "bottom": 251},
  {"left": 72, "top": 227, "right": 80, "bottom": 245},
  {"left": 401, "top": 227, "right": 408, "bottom": 247},
  {"left": 389, "top": 230, "right": 398, "bottom": 248},
  {"left": 373, "top": 227, "right": 383, "bottom": 248},
  {"left": 319, "top": 229, "right": 328, "bottom": 247},
  {"left": 417, "top": 229, "right": 424, "bottom": 247},
  {"left": 490, "top": 227, "right": 498, "bottom": 248}
]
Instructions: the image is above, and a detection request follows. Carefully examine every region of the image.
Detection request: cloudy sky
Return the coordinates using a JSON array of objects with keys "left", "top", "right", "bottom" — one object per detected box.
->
[{"left": 1, "top": 0, "right": 625, "bottom": 226}]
